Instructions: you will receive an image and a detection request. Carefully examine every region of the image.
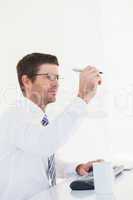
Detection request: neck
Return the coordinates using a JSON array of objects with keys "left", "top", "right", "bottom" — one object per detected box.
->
[
  {"left": 24, "top": 93, "right": 47, "bottom": 113},
  {"left": 40, "top": 103, "right": 47, "bottom": 112}
]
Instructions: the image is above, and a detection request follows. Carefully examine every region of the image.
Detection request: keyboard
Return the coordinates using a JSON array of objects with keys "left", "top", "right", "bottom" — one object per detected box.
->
[
  {"left": 113, "top": 165, "right": 124, "bottom": 177},
  {"left": 70, "top": 165, "right": 124, "bottom": 190}
]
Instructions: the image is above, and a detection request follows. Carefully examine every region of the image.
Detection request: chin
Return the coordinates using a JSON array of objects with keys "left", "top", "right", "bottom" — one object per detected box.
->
[{"left": 48, "top": 97, "right": 56, "bottom": 104}]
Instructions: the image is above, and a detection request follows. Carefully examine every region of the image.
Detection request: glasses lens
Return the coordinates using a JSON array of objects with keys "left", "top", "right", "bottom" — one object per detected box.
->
[
  {"left": 34, "top": 73, "right": 63, "bottom": 81},
  {"left": 47, "top": 74, "right": 59, "bottom": 81}
]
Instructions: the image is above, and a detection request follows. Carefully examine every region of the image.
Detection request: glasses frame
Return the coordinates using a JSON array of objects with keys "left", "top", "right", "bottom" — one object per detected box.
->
[{"left": 33, "top": 73, "right": 63, "bottom": 81}]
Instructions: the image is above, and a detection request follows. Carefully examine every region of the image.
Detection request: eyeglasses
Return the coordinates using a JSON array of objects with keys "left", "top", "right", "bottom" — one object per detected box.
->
[{"left": 33, "top": 73, "right": 63, "bottom": 81}]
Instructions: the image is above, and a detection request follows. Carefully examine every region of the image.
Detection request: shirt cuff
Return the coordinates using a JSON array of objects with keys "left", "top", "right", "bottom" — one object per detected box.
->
[{"left": 64, "top": 162, "right": 80, "bottom": 177}]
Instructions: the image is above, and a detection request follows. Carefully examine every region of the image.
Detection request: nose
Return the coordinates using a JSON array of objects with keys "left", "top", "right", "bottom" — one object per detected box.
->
[{"left": 50, "top": 79, "right": 59, "bottom": 88}]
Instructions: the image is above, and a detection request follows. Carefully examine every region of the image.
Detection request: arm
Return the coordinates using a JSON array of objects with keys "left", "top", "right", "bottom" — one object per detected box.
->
[
  {"left": 8, "top": 66, "right": 101, "bottom": 157},
  {"left": 10, "top": 97, "right": 88, "bottom": 157},
  {"left": 55, "top": 157, "right": 79, "bottom": 178}
]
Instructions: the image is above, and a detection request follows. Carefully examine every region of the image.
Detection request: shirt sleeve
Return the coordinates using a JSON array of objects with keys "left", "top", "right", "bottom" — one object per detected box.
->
[
  {"left": 55, "top": 158, "right": 79, "bottom": 178},
  {"left": 8, "top": 97, "right": 88, "bottom": 157}
]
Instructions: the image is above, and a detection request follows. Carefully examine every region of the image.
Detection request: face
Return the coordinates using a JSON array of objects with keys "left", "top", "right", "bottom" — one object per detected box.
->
[{"left": 24, "top": 64, "right": 59, "bottom": 110}]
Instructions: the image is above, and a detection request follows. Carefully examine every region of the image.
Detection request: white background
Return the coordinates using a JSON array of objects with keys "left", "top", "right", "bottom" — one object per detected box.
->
[{"left": 0, "top": 0, "right": 133, "bottom": 164}]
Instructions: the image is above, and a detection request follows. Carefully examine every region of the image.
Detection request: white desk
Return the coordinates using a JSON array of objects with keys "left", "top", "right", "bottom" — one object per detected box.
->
[{"left": 31, "top": 171, "right": 133, "bottom": 200}]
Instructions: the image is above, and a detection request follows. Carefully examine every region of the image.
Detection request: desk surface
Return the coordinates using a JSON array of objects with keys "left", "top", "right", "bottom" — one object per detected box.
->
[{"left": 31, "top": 171, "right": 133, "bottom": 200}]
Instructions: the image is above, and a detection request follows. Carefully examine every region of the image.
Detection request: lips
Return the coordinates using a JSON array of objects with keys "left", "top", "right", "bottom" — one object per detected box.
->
[
  {"left": 49, "top": 90, "right": 57, "bottom": 93},
  {"left": 48, "top": 90, "right": 57, "bottom": 95}
]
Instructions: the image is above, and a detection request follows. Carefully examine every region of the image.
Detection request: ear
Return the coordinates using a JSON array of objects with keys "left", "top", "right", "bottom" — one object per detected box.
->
[{"left": 21, "top": 75, "right": 32, "bottom": 91}]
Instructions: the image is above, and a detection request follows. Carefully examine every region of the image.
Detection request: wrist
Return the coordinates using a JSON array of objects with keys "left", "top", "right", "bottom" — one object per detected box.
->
[{"left": 77, "top": 93, "right": 90, "bottom": 104}]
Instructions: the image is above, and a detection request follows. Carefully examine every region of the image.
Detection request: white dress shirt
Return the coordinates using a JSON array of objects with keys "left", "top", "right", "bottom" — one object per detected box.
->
[{"left": 0, "top": 96, "right": 88, "bottom": 199}]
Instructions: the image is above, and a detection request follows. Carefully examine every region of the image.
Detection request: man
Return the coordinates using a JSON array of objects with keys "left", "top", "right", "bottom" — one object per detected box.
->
[{"left": 0, "top": 53, "right": 102, "bottom": 199}]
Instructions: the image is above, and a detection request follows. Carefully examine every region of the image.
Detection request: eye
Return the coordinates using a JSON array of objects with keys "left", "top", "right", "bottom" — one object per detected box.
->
[
  {"left": 46, "top": 74, "right": 59, "bottom": 81},
  {"left": 46, "top": 74, "right": 52, "bottom": 80}
]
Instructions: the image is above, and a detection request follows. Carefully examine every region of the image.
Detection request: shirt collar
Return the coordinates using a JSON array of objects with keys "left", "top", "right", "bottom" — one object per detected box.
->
[{"left": 16, "top": 95, "right": 45, "bottom": 123}]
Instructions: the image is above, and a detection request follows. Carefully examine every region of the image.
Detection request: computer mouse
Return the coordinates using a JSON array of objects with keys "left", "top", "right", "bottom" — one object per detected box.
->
[{"left": 70, "top": 179, "right": 95, "bottom": 190}]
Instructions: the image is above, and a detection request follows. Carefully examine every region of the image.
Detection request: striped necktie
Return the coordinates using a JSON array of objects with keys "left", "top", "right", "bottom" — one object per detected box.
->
[{"left": 41, "top": 114, "right": 56, "bottom": 187}]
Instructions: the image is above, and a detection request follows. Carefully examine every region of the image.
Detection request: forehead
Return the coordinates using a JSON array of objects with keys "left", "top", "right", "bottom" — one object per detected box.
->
[{"left": 38, "top": 64, "right": 59, "bottom": 74}]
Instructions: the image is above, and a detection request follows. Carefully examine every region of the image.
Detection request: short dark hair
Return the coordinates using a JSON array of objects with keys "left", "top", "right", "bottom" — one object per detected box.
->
[{"left": 16, "top": 53, "right": 59, "bottom": 93}]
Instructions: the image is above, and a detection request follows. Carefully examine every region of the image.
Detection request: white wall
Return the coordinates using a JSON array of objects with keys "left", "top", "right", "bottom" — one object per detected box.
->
[
  {"left": 58, "top": 0, "right": 133, "bottom": 163},
  {"left": 0, "top": 0, "right": 133, "bottom": 164},
  {"left": 100, "top": 0, "right": 133, "bottom": 162},
  {"left": 57, "top": 0, "right": 110, "bottom": 162},
  {"left": 0, "top": 0, "right": 64, "bottom": 112}
]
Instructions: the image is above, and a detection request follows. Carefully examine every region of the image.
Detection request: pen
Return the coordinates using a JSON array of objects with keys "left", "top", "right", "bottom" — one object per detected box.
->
[{"left": 72, "top": 68, "right": 103, "bottom": 74}]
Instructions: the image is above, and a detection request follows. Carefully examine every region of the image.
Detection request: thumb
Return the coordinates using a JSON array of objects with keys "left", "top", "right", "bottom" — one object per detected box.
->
[{"left": 79, "top": 168, "right": 89, "bottom": 176}]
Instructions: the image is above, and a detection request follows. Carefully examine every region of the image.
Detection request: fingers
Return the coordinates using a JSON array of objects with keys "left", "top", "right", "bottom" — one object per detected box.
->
[
  {"left": 85, "top": 161, "right": 93, "bottom": 167},
  {"left": 90, "top": 159, "right": 104, "bottom": 165},
  {"left": 96, "top": 75, "right": 102, "bottom": 85},
  {"left": 85, "top": 159, "right": 104, "bottom": 168},
  {"left": 83, "top": 162, "right": 93, "bottom": 172},
  {"left": 83, "top": 66, "right": 102, "bottom": 85},
  {"left": 95, "top": 159, "right": 104, "bottom": 162},
  {"left": 78, "top": 65, "right": 102, "bottom": 103},
  {"left": 84, "top": 65, "right": 101, "bottom": 75},
  {"left": 77, "top": 160, "right": 104, "bottom": 176},
  {"left": 79, "top": 168, "right": 89, "bottom": 176}
]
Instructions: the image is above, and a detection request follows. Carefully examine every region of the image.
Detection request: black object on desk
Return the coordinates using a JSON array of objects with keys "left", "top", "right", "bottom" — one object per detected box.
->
[{"left": 70, "top": 179, "right": 94, "bottom": 190}]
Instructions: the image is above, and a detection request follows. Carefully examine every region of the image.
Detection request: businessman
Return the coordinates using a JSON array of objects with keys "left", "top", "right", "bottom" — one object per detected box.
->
[{"left": 0, "top": 53, "right": 102, "bottom": 199}]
